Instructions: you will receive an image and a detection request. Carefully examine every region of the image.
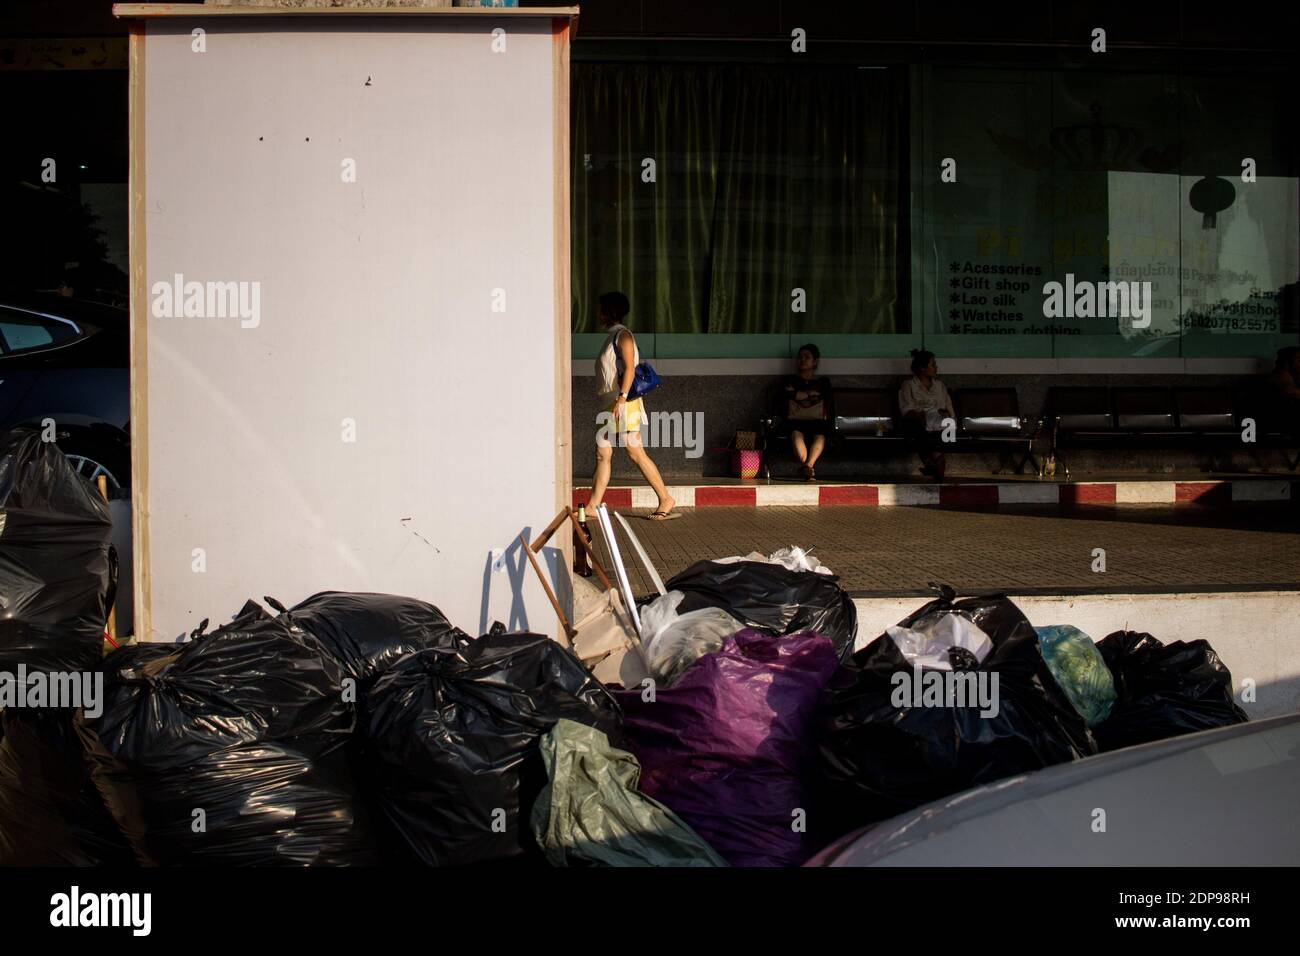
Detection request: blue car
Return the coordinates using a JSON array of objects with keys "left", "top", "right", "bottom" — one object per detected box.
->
[{"left": 0, "top": 292, "right": 130, "bottom": 495}]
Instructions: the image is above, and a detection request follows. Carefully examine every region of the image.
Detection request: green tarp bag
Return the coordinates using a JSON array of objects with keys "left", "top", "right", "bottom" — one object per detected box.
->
[
  {"left": 1036, "top": 625, "right": 1117, "bottom": 727},
  {"left": 531, "top": 719, "right": 727, "bottom": 867}
]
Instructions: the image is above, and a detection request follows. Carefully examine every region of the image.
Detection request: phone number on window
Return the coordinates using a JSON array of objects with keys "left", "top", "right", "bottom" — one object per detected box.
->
[{"left": 1178, "top": 316, "right": 1279, "bottom": 332}]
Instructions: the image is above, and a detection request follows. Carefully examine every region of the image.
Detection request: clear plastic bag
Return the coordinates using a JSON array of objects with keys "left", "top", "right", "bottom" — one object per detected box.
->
[
  {"left": 887, "top": 612, "right": 993, "bottom": 671},
  {"left": 712, "top": 545, "right": 833, "bottom": 575},
  {"left": 640, "top": 591, "right": 744, "bottom": 685},
  {"left": 766, "top": 546, "right": 832, "bottom": 575}
]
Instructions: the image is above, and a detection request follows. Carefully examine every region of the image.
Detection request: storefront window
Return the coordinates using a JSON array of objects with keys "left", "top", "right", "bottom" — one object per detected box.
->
[
  {"left": 571, "top": 55, "right": 1297, "bottom": 362},
  {"left": 571, "top": 62, "right": 908, "bottom": 358},
  {"left": 913, "top": 58, "right": 1296, "bottom": 361}
]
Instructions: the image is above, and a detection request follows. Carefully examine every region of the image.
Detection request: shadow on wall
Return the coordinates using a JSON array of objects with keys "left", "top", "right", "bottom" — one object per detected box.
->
[
  {"left": 1245, "top": 675, "right": 1300, "bottom": 720},
  {"left": 476, "top": 529, "right": 570, "bottom": 638},
  {"left": 479, "top": 532, "right": 529, "bottom": 636},
  {"left": 106, "top": 504, "right": 566, "bottom": 643}
]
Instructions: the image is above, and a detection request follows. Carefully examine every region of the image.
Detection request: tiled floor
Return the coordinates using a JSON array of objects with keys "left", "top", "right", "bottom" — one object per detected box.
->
[{"left": 585, "top": 504, "right": 1300, "bottom": 597}]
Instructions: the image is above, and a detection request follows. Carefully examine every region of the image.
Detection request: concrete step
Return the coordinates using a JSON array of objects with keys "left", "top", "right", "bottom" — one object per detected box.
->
[{"left": 852, "top": 591, "right": 1300, "bottom": 720}]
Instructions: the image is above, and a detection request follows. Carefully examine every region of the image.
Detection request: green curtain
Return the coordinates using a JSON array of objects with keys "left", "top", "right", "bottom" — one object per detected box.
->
[{"left": 571, "top": 63, "right": 904, "bottom": 338}]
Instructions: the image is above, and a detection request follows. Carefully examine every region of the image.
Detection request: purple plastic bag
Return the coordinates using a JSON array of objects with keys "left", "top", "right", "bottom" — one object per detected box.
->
[{"left": 612, "top": 628, "right": 838, "bottom": 867}]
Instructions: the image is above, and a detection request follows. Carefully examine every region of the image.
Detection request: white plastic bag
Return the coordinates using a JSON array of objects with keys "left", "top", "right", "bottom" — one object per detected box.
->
[
  {"left": 712, "top": 546, "right": 833, "bottom": 576},
  {"left": 639, "top": 590, "right": 744, "bottom": 685},
  {"left": 886, "top": 613, "right": 993, "bottom": 671},
  {"left": 638, "top": 590, "right": 686, "bottom": 644},
  {"left": 766, "top": 546, "right": 832, "bottom": 575},
  {"left": 712, "top": 552, "right": 768, "bottom": 565}
]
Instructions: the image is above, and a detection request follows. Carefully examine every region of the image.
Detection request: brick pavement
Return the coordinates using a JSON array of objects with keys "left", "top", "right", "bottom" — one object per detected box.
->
[{"left": 584, "top": 504, "right": 1300, "bottom": 597}]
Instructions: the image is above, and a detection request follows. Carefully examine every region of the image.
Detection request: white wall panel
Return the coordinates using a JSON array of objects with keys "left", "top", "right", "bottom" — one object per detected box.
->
[{"left": 135, "top": 15, "right": 567, "bottom": 639}]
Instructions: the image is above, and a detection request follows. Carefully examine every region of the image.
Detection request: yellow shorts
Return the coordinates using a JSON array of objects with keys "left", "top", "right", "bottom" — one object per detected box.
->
[{"left": 596, "top": 397, "right": 645, "bottom": 441}]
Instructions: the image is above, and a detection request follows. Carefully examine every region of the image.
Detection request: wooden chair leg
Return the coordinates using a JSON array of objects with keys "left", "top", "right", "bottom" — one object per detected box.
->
[
  {"left": 520, "top": 507, "right": 628, "bottom": 650},
  {"left": 519, "top": 533, "right": 574, "bottom": 647}
]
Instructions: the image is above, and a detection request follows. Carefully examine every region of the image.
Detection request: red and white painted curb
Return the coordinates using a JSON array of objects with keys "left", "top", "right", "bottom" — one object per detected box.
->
[{"left": 574, "top": 479, "right": 1298, "bottom": 509}]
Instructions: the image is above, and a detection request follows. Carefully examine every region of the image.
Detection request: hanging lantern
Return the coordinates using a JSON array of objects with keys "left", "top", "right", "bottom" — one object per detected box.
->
[{"left": 1188, "top": 175, "right": 1236, "bottom": 229}]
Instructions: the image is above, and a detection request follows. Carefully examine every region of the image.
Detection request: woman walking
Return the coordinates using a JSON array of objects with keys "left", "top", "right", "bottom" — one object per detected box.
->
[{"left": 586, "top": 291, "right": 678, "bottom": 520}]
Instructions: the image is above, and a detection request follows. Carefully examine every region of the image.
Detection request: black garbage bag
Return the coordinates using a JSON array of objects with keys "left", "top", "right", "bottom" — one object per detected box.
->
[
  {"left": 284, "top": 591, "right": 468, "bottom": 685},
  {"left": 0, "top": 709, "right": 133, "bottom": 866},
  {"left": 275, "top": 591, "right": 471, "bottom": 864},
  {"left": 362, "top": 627, "right": 622, "bottom": 867},
  {"left": 77, "top": 615, "right": 378, "bottom": 865},
  {"left": 661, "top": 559, "right": 858, "bottom": 661},
  {"left": 813, "top": 586, "right": 1097, "bottom": 843},
  {"left": 0, "top": 428, "right": 114, "bottom": 673},
  {"left": 183, "top": 597, "right": 273, "bottom": 640},
  {"left": 1093, "top": 631, "right": 1249, "bottom": 751}
]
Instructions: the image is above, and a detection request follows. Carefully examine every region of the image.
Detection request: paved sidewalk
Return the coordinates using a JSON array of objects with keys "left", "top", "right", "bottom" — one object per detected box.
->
[
  {"left": 575, "top": 476, "right": 1299, "bottom": 509},
  {"left": 586, "top": 503, "right": 1300, "bottom": 597}
]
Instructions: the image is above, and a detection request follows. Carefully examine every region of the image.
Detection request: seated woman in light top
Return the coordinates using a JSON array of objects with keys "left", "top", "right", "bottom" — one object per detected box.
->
[{"left": 898, "top": 349, "right": 953, "bottom": 479}]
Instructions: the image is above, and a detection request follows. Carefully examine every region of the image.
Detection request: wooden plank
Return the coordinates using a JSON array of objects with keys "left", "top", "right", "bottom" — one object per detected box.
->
[
  {"left": 552, "top": 15, "right": 573, "bottom": 580},
  {"left": 96, "top": 475, "right": 119, "bottom": 641},
  {"left": 127, "top": 20, "right": 151, "bottom": 641},
  {"left": 113, "top": 4, "right": 579, "bottom": 19},
  {"left": 530, "top": 507, "right": 571, "bottom": 550},
  {"left": 519, "top": 533, "right": 573, "bottom": 645}
]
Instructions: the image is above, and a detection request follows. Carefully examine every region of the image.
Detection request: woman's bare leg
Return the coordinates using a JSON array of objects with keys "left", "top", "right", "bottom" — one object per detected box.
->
[
  {"left": 806, "top": 434, "right": 827, "bottom": 468},
  {"left": 791, "top": 430, "right": 809, "bottom": 464},
  {"left": 625, "top": 432, "right": 676, "bottom": 513},
  {"left": 588, "top": 442, "right": 614, "bottom": 509}
]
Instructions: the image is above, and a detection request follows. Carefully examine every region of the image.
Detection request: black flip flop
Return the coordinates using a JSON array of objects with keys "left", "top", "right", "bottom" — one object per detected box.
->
[{"left": 645, "top": 510, "right": 682, "bottom": 521}]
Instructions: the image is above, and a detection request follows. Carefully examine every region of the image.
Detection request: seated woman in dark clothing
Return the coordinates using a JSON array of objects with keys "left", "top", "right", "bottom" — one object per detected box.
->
[{"left": 782, "top": 343, "right": 834, "bottom": 481}]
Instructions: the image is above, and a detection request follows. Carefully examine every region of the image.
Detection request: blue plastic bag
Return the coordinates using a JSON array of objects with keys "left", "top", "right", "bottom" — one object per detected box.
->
[{"left": 1036, "top": 625, "right": 1116, "bottom": 727}]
